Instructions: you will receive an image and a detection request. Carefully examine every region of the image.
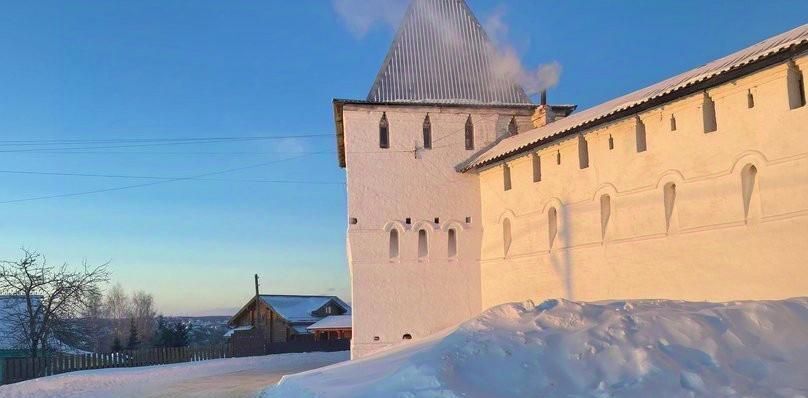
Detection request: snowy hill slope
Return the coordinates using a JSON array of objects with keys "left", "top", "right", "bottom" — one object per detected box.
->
[{"left": 263, "top": 298, "right": 808, "bottom": 398}]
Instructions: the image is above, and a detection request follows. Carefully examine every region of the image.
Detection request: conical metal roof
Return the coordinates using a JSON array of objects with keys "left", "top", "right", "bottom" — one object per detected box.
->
[{"left": 366, "top": 0, "right": 531, "bottom": 105}]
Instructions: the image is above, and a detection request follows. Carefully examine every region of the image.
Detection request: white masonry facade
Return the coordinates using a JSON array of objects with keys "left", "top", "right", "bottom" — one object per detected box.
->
[{"left": 334, "top": 0, "right": 808, "bottom": 358}]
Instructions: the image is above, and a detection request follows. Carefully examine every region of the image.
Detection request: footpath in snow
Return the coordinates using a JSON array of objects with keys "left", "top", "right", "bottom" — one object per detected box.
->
[
  {"left": 0, "top": 351, "right": 348, "bottom": 398},
  {"left": 264, "top": 298, "right": 808, "bottom": 398}
]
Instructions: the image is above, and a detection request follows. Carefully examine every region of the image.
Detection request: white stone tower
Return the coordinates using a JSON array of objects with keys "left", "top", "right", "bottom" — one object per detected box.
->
[{"left": 333, "top": 0, "right": 542, "bottom": 358}]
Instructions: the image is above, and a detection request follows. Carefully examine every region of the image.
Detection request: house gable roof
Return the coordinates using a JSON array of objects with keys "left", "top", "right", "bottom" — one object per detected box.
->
[
  {"left": 366, "top": 0, "right": 530, "bottom": 105},
  {"left": 463, "top": 23, "right": 808, "bottom": 170},
  {"left": 259, "top": 295, "right": 351, "bottom": 324},
  {"left": 228, "top": 294, "right": 351, "bottom": 326}
]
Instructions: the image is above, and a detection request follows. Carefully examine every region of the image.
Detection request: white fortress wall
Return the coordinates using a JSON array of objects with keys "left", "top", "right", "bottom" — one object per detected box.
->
[
  {"left": 478, "top": 56, "right": 808, "bottom": 309},
  {"left": 342, "top": 103, "right": 534, "bottom": 358}
]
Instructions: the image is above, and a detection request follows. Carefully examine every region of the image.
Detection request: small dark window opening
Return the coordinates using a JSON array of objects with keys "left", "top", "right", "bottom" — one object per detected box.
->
[
  {"left": 600, "top": 194, "right": 611, "bottom": 240},
  {"left": 508, "top": 116, "right": 518, "bottom": 136},
  {"left": 578, "top": 135, "right": 589, "bottom": 169},
  {"left": 556, "top": 151, "right": 561, "bottom": 165},
  {"left": 434, "top": 217, "right": 440, "bottom": 224},
  {"left": 349, "top": 217, "right": 358, "bottom": 225},
  {"left": 404, "top": 218, "right": 412, "bottom": 225},
  {"left": 670, "top": 115, "right": 677, "bottom": 131},
  {"left": 422, "top": 114, "right": 432, "bottom": 149},
  {"left": 742, "top": 164, "right": 758, "bottom": 222},
  {"left": 747, "top": 90, "right": 755, "bottom": 108},
  {"left": 703, "top": 94, "right": 717, "bottom": 133},
  {"left": 532, "top": 153, "right": 542, "bottom": 182},
  {"left": 402, "top": 334, "right": 412, "bottom": 340},
  {"left": 503, "top": 164, "right": 512, "bottom": 191},
  {"left": 373, "top": 336, "right": 380, "bottom": 341},
  {"left": 608, "top": 135, "right": 614, "bottom": 150},
  {"left": 548, "top": 207, "right": 558, "bottom": 249},
  {"left": 635, "top": 118, "right": 647, "bottom": 152},
  {"left": 447, "top": 228, "right": 458, "bottom": 258},
  {"left": 664, "top": 182, "right": 676, "bottom": 233},
  {"left": 464, "top": 115, "right": 475, "bottom": 150},
  {"left": 379, "top": 112, "right": 390, "bottom": 148},
  {"left": 789, "top": 61, "right": 806, "bottom": 109},
  {"left": 418, "top": 229, "right": 428, "bottom": 258},
  {"left": 465, "top": 216, "right": 472, "bottom": 224},
  {"left": 502, "top": 218, "right": 512, "bottom": 256},
  {"left": 389, "top": 229, "right": 399, "bottom": 259}
]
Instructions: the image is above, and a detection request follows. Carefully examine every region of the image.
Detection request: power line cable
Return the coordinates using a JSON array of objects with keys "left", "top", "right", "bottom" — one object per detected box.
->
[
  {"left": 8, "top": 151, "right": 303, "bottom": 155},
  {"left": 430, "top": 113, "right": 500, "bottom": 146},
  {"left": 0, "top": 152, "right": 325, "bottom": 204},
  {"left": 0, "top": 168, "right": 345, "bottom": 185},
  {"left": 7, "top": 150, "right": 338, "bottom": 156},
  {"left": 0, "top": 137, "right": 334, "bottom": 153},
  {"left": 0, "top": 133, "right": 333, "bottom": 146}
]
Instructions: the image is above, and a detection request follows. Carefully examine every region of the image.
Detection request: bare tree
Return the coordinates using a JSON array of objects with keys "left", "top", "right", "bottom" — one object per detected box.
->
[
  {"left": 0, "top": 248, "right": 110, "bottom": 358},
  {"left": 104, "top": 283, "right": 131, "bottom": 342},
  {"left": 81, "top": 290, "right": 106, "bottom": 352},
  {"left": 131, "top": 290, "right": 156, "bottom": 344},
  {"left": 104, "top": 283, "right": 130, "bottom": 320}
]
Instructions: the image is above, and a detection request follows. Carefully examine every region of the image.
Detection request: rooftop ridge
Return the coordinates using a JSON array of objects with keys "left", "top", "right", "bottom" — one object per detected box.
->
[{"left": 465, "top": 23, "right": 808, "bottom": 170}]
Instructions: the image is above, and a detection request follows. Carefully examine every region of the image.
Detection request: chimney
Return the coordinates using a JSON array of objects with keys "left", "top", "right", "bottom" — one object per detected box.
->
[
  {"left": 254, "top": 274, "right": 260, "bottom": 298},
  {"left": 532, "top": 105, "right": 555, "bottom": 128}
]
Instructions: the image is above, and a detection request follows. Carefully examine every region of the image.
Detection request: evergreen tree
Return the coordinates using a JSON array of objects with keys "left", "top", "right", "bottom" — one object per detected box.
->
[
  {"left": 111, "top": 336, "right": 123, "bottom": 352},
  {"left": 154, "top": 315, "right": 170, "bottom": 348},
  {"left": 150, "top": 316, "right": 191, "bottom": 348},
  {"left": 126, "top": 318, "right": 140, "bottom": 350},
  {"left": 172, "top": 321, "right": 189, "bottom": 347}
]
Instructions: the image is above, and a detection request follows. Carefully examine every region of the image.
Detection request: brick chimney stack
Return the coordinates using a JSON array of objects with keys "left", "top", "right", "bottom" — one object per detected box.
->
[
  {"left": 532, "top": 90, "right": 556, "bottom": 128},
  {"left": 532, "top": 105, "right": 555, "bottom": 128}
]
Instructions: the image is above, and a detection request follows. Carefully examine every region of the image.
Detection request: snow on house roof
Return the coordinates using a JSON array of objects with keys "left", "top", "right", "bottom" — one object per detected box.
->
[
  {"left": 464, "top": 23, "right": 808, "bottom": 170},
  {"left": 257, "top": 295, "right": 351, "bottom": 324},
  {"left": 307, "top": 315, "right": 352, "bottom": 331},
  {"left": 223, "top": 325, "right": 253, "bottom": 338},
  {"left": 366, "top": 0, "right": 530, "bottom": 105}
]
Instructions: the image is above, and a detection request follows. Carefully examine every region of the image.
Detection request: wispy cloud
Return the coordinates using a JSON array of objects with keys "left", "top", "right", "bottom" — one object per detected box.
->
[{"left": 271, "top": 137, "right": 308, "bottom": 154}]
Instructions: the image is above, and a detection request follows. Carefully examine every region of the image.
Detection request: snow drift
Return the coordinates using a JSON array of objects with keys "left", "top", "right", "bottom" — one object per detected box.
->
[{"left": 263, "top": 298, "right": 808, "bottom": 397}]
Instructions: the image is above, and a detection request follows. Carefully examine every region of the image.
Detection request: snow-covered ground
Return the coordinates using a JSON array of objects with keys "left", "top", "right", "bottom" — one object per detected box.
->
[
  {"left": 264, "top": 298, "right": 808, "bottom": 398},
  {"left": 0, "top": 351, "right": 348, "bottom": 398}
]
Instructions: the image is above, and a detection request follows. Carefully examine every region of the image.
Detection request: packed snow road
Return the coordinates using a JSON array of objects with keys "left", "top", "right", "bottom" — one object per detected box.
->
[{"left": 0, "top": 351, "right": 348, "bottom": 398}]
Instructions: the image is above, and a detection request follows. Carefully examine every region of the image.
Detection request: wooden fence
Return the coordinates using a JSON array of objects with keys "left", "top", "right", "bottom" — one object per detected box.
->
[{"left": 1, "top": 345, "right": 229, "bottom": 385}]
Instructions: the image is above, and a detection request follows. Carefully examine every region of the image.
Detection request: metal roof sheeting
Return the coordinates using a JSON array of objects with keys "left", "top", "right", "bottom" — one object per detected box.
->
[
  {"left": 465, "top": 23, "right": 808, "bottom": 170},
  {"left": 367, "top": 0, "right": 531, "bottom": 105}
]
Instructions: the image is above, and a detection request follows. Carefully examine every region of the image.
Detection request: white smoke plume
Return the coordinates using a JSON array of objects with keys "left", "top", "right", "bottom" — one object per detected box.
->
[
  {"left": 483, "top": 7, "right": 561, "bottom": 97},
  {"left": 332, "top": 0, "right": 562, "bottom": 97},
  {"left": 331, "top": 0, "right": 409, "bottom": 38}
]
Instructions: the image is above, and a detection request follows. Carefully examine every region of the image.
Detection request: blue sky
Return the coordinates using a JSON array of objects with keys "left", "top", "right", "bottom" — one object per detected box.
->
[{"left": 0, "top": 1, "right": 805, "bottom": 315}]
